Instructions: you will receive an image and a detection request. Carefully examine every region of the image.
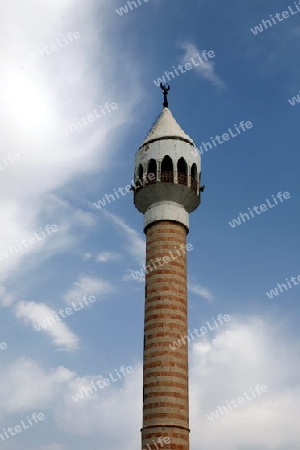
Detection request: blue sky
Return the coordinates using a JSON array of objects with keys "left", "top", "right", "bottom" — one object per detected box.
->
[{"left": 1, "top": 0, "right": 300, "bottom": 449}]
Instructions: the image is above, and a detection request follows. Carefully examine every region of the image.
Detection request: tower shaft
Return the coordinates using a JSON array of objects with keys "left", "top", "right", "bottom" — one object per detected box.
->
[{"left": 142, "top": 220, "right": 189, "bottom": 450}]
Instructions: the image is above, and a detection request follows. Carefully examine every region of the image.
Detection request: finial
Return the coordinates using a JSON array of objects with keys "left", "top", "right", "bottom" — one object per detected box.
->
[{"left": 160, "top": 82, "right": 171, "bottom": 108}]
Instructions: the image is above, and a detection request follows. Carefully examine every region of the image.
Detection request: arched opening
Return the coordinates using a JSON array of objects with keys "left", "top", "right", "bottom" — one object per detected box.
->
[
  {"left": 161, "top": 155, "right": 173, "bottom": 183},
  {"left": 147, "top": 159, "right": 157, "bottom": 183},
  {"left": 191, "top": 163, "right": 197, "bottom": 180},
  {"left": 135, "top": 164, "right": 144, "bottom": 193},
  {"left": 138, "top": 164, "right": 143, "bottom": 180},
  {"left": 177, "top": 157, "right": 188, "bottom": 185},
  {"left": 191, "top": 163, "right": 198, "bottom": 192}
]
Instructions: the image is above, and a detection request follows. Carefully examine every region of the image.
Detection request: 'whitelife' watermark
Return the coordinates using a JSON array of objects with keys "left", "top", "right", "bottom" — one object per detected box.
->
[
  {"left": 19, "top": 31, "right": 81, "bottom": 68},
  {"left": 33, "top": 295, "right": 96, "bottom": 331},
  {"left": 116, "top": 0, "right": 150, "bottom": 16},
  {"left": 206, "top": 385, "right": 269, "bottom": 421},
  {"left": 72, "top": 365, "right": 133, "bottom": 402},
  {"left": 250, "top": 2, "right": 300, "bottom": 35},
  {"left": 143, "top": 436, "right": 172, "bottom": 450},
  {"left": 0, "top": 342, "right": 8, "bottom": 351},
  {"left": 131, "top": 243, "right": 193, "bottom": 281},
  {"left": 192, "top": 120, "right": 253, "bottom": 156},
  {"left": 0, "top": 412, "right": 45, "bottom": 442},
  {"left": 288, "top": 89, "right": 300, "bottom": 106},
  {"left": 169, "top": 314, "right": 231, "bottom": 350},
  {"left": 93, "top": 172, "right": 155, "bottom": 210},
  {"left": 153, "top": 50, "right": 216, "bottom": 87},
  {"left": 0, "top": 224, "right": 58, "bottom": 261},
  {"left": 228, "top": 191, "right": 291, "bottom": 228},
  {"left": 266, "top": 272, "right": 300, "bottom": 298},
  {"left": 57, "top": 102, "right": 118, "bottom": 139},
  {"left": 0, "top": 154, "right": 23, "bottom": 171}
]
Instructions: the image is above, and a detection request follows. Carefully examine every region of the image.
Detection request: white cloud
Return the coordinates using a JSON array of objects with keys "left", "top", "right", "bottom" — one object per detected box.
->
[
  {"left": 30, "top": 194, "right": 97, "bottom": 260},
  {"left": 0, "top": 357, "right": 75, "bottom": 414},
  {"left": 189, "top": 316, "right": 300, "bottom": 449},
  {"left": 122, "top": 269, "right": 145, "bottom": 283},
  {"left": 0, "top": 355, "right": 142, "bottom": 446},
  {"left": 63, "top": 275, "right": 112, "bottom": 305},
  {"left": 0, "top": 317, "right": 300, "bottom": 448},
  {"left": 0, "top": 0, "right": 144, "bottom": 286},
  {"left": 57, "top": 365, "right": 142, "bottom": 439},
  {"left": 39, "top": 444, "right": 66, "bottom": 450},
  {"left": 0, "top": 286, "right": 14, "bottom": 307},
  {"left": 14, "top": 301, "right": 80, "bottom": 351},
  {"left": 82, "top": 252, "right": 122, "bottom": 263},
  {"left": 103, "top": 211, "right": 145, "bottom": 266},
  {"left": 179, "top": 41, "right": 225, "bottom": 88},
  {"left": 189, "top": 281, "right": 214, "bottom": 303},
  {"left": 96, "top": 252, "right": 122, "bottom": 263}
]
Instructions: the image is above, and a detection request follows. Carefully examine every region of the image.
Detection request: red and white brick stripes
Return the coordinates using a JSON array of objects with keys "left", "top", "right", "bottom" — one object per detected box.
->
[{"left": 141, "top": 221, "right": 190, "bottom": 450}]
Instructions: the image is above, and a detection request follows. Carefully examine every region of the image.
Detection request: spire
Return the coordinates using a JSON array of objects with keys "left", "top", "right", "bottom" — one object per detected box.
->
[
  {"left": 140, "top": 84, "right": 195, "bottom": 148},
  {"left": 160, "top": 82, "right": 170, "bottom": 108},
  {"left": 140, "top": 107, "right": 195, "bottom": 148}
]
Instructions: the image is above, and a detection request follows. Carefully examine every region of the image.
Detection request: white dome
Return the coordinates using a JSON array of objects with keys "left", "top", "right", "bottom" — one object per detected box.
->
[{"left": 140, "top": 107, "right": 194, "bottom": 148}]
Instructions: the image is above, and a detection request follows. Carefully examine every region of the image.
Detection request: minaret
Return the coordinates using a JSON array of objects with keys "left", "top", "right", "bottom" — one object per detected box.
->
[{"left": 133, "top": 84, "right": 202, "bottom": 450}]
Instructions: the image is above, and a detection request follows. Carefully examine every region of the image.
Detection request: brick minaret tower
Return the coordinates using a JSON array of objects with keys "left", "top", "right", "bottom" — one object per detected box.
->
[{"left": 133, "top": 85, "right": 202, "bottom": 450}]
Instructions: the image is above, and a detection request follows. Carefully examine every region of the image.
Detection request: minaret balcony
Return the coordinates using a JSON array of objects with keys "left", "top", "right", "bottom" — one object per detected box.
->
[{"left": 133, "top": 171, "right": 200, "bottom": 214}]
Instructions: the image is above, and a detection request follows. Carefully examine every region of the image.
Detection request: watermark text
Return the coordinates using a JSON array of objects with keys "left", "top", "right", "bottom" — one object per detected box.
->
[
  {"left": 206, "top": 385, "right": 268, "bottom": 421},
  {"left": 228, "top": 191, "right": 291, "bottom": 228}
]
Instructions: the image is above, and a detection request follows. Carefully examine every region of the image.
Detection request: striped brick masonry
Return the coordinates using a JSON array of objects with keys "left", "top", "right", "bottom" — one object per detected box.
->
[{"left": 142, "top": 220, "right": 190, "bottom": 450}]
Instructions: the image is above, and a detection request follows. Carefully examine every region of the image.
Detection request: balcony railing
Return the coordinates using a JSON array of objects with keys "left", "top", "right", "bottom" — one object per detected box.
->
[
  {"left": 191, "top": 178, "right": 198, "bottom": 193},
  {"left": 133, "top": 173, "right": 199, "bottom": 196},
  {"left": 160, "top": 171, "right": 174, "bottom": 183},
  {"left": 177, "top": 172, "right": 188, "bottom": 186}
]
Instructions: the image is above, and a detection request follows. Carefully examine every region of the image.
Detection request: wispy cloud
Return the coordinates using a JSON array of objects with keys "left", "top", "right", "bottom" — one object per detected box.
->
[
  {"left": 82, "top": 252, "right": 122, "bottom": 263},
  {"left": 122, "top": 270, "right": 145, "bottom": 283},
  {"left": 96, "top": 252, "right": 122, "bottom": 263},
  {"left": 63, "top": 275, "right": 112, "bottom": 305},
  {"left": 0, "top": 0, "right": 144, "bottom": 286},
  {"left": 179, "top": 41, "right": 225, "bottom": 88},
  {"left": 14, "top": 301, "right": 80, "bottom": 351},
  {"left": 103, "top": 211, "right": 145, "bottom": 266},
  {"left": 188, "top": 281, "right": 214, "bottom": 303},
  {"left": 39, "top": 445, "right": 66, "bottom": 450},
  {"left": 0, "top": 286, "right": 14, "bottom": 307}
]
